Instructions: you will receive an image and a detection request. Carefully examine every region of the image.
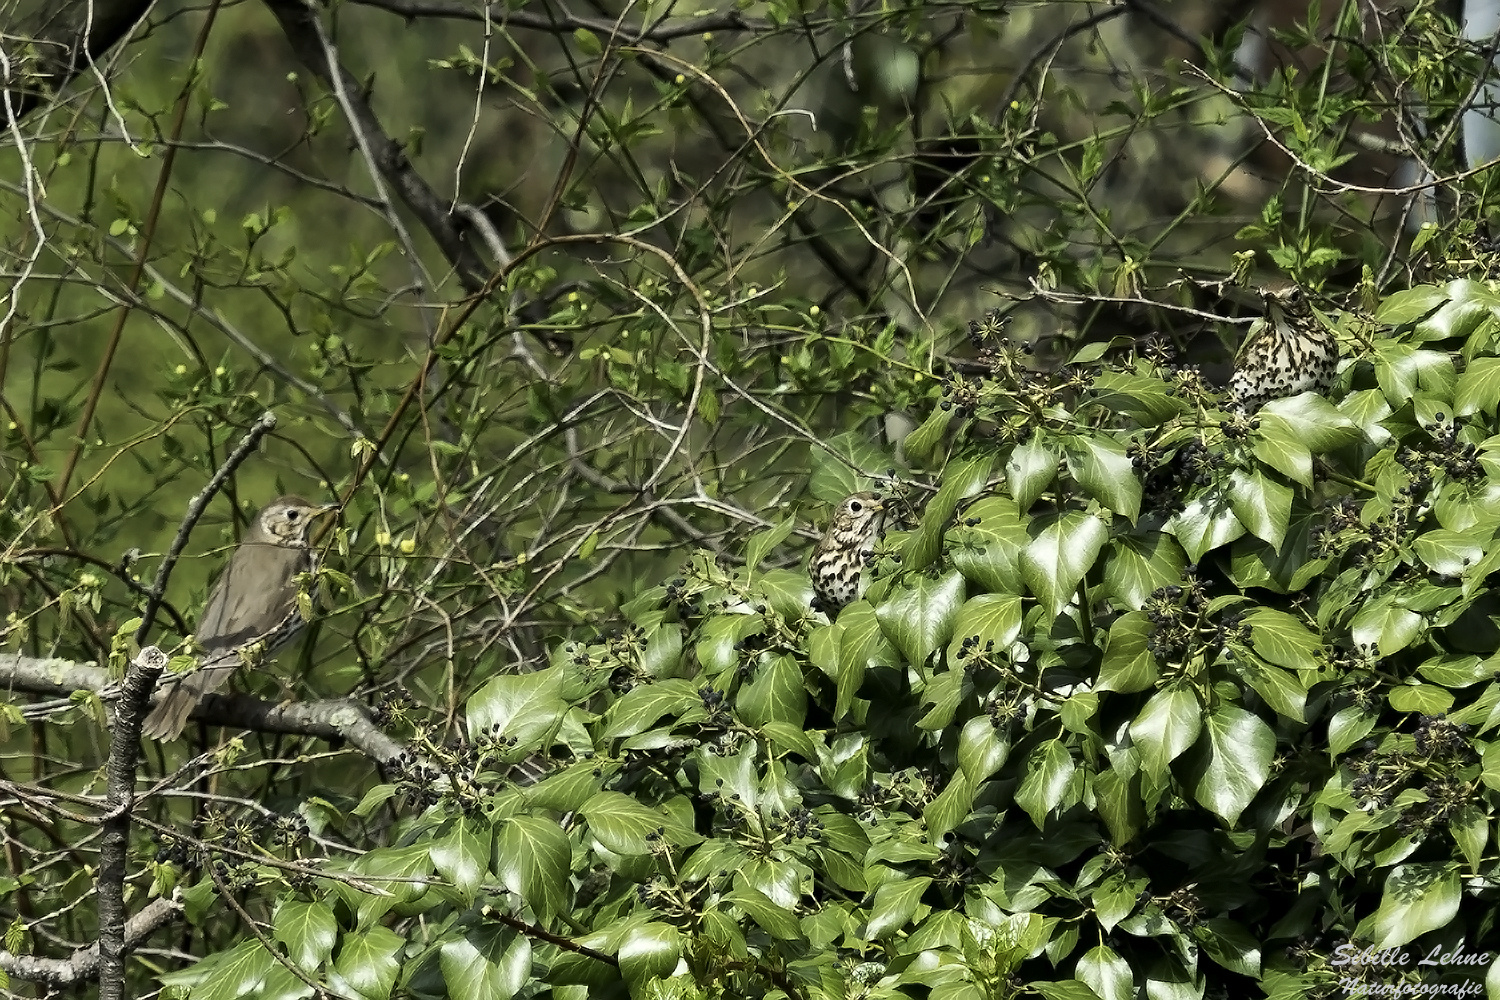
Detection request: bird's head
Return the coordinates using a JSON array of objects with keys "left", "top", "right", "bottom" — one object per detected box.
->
[
  {"left": 257, "top": 496, "right": 336, "bottom": 546},
  {"left": 831, "top": 492, "right": 885, "bottom": 539}
]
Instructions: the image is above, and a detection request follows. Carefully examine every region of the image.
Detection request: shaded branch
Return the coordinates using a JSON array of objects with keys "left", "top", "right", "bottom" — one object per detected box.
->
[
  {"left": 262, "top": 0, "right": 489, "bottom": 291},
  {"left": 1, "top": 0, "right": 151, "bottom": 128},
  {"left": 0, "top": 652, "right": 408, "bottom": 765},
  {"left": 346, "top": 0, "right": 755, "bottom": 41},
  {"left": 98, "top": 645, "right": 166, "bottom": 1000},
  {"left": 0, "top": 897, "right": 181, "bottom": 986}
]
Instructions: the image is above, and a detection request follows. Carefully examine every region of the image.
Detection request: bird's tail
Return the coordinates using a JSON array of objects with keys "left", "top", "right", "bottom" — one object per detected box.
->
[{"left": 141, "top": 682, "right": 200, "bottom": 740}]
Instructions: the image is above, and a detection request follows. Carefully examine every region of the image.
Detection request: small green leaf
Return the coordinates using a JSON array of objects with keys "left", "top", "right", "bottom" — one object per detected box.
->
[
  {"left": 874, "top": 569, "right": 965, "bottom": 667},
  {"left": 1022, "top": 512, "right": 1108, "bottom": 618},
  {"left": 1006, "top": 438, "right": 1059, "bottom": 512},
  {"left": 573, "top": 28, "right": 603, "bottom": 55},
  {"left": 1180, "top": 702, "right": 1274, "bottom": 825},
  {"left": 1064, "top": 436, "right": 1141, "bottom": 521}
]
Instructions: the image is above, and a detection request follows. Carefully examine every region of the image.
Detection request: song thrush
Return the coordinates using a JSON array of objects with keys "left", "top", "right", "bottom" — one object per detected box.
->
[
  {"left": 141, "top": 496, "right": 334, "bottom": 740},
  {"left": 1227, "top": 287, "right": 1339, "bottom": 414},
  {"left": 810, "top": 492, "right": 885, "bottom": 615}
]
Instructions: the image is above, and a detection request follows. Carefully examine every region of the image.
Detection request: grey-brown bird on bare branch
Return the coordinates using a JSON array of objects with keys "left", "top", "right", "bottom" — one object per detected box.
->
[{"left": 141, "top": 496, "right": 334, "bottom": 740}]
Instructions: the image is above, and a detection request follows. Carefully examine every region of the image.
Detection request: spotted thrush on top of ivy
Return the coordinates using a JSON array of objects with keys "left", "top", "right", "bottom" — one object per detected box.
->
[
  {"left": 1227, "top": 286, "right": 1339, "bottom": 414},
  {"left": 810, "top": 492, "right": 885, "bottom": 615}
]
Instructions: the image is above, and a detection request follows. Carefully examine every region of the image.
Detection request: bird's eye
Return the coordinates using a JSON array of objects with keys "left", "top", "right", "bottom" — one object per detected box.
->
[
  {"left": 286, "top": 510, "right": 300, "bottom": 521},
  {"left": 849, "top": 501, "right": 863, "bottom": 514}
]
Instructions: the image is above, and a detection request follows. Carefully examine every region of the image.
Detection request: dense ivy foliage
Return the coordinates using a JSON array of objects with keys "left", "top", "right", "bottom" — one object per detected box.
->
[{"left": 154, "top": 279, "right": 1500, "bottom": 1000}]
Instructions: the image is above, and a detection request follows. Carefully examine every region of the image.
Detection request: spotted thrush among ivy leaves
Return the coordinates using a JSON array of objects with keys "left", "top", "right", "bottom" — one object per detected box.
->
[
  {"left": 810, "top": 492, "right": 885, "bottom": 615},
  {"left": 141, "top": 496, "right": 334, "bottom": 740},
  {"left": 1227, "top": 287, "right": 1339, "bottom": 414}
]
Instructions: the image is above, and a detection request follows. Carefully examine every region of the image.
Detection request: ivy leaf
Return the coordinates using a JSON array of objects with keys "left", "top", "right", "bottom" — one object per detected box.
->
[
  {"left": 617, "top": 923, "right": 682, "bottom": 989},
  {"left": 601, "top": 678, "right": 704, "bottom": 740},
  {"left": 1455, "top": 357, "right": 1500, "bottom": 417},
  {"left": 1242, "top": 608, "right": 1322, "bottom": 671},
  {"left": 874, "top": 569, "right": 965, "bottom": 667},
  {"left": 272, "top": 899, "right": 337, "bottom": 974},
  {"left": 1350, "top": 596, "right": 1423, "bottom": 656},
  {"left": 950, "top": 496, "right": 1027, "bottom": 593},
  {"left": 495, "top": 816, "right": 571, "bottom": 921},
  {"left": 429, "top": 817, "right": 493, "bottom": 907},
  {"left": 1101, "top": 534, "right": 1186, "bottom": 611},
  {"left": 1006, "top": 437, "right": 1059, "bottom": 512},
  {"left": 1130, "top": 685, "right": 1201, "bottom": 785},
  {"left": 1180, "top": 702, "right": 1274, "bottom": 825},
  {"left": 467, "top": 665, "right": 566, "bottom": 752},
  {"left": 1251, "top": 419, "right": 1313, "bottom": 486},
  {"left": 1229, "top": 469, "right": 1291, "bottom": 550},
  {"left": 1098, "top": 612, "right": 1159, "bottom": 693},
  {"left": 1412, "top": 528, "right": 1484, "bottom": 577},
  {"left": 1064, "top": 436, "right": 1141, "bottom": 521},
  {"left": 330, "top": 925, "right": 404, "bottom": 1000},
  {"left": 738, "top": 653, "right": 807, "bottom": 728},
  {"left": 1016, "top": 740, "right": 1078, "bottom": 828},
  {"left": 1374, "top": 284, "right": 1445, "bottom": 326},
  {"left": 945, "top": 593, "right": 1022, "bottom": 664},
  {"left": 810, "top": 430, "right": 887, "bottom": 503},
  {"left": 1090, "top": 371, "right": 1187, "bottom": 424},
  {"left": 1167, "top": 492, "right": 1245, "bottom": 563},
  {"left": 1021, "top": 512, "right": 1108, "bottom": 619},
  {"left": 1369, "top": 863, "right": 1460, "bottom": 949},
  {"left": 1372, "top": 342, "right": 1456, "bottom": 404},
  {"left": 745, "top": 518, "right": 795, "bottom": 571},
  {"left": 580, "top": 792, "right": 699, "bottom": 855},
  {"left": 440, "top": 926, "right": 531, "bottom": 1000},
  {"left": 866, "top": 877, "right": 933, "bottom": 939},
  {"left": 902, "top": 455, "right": 993, "bottom": 570},
  {"left": 1256, "top": 394, "right": 1361, "bottom": 454},
  {"left": 901, "top": 404, "right": 955, "bottom": 467}
]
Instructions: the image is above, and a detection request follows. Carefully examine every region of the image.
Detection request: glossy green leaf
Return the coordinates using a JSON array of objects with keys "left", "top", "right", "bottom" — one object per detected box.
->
[
  {"left": 903, "top": 455, "right": 993, "bottom": 570},
  {"left": 430, "top": 817, "right": 492, "bottom": 907},
  {"left": 1022, "top": 512, "right": 1107, "bottom": 618},
  {"left": 1006, "top": 437, "right": 1059, "bottom": 512},
  {"left": 1370, "top": 863, "right": 1460, "bottom": 949},
  {"left": 617, "top": 923, "right": 682, "bottom": 988},
  {"left": 1180, "top": 702, "right": 1274, "bottom": 825},
  {"left": 440, "top": 926, "right": 531, "bottom": 1000},
  {"left": 330, "top": 925, "right": 404, "bottom": 1000},
  {"left": 495, "top": 816, "right": 571, "bottom": 921},
  {"left": 874, "top": 569, "right": 965, "bottom": 667},
  {"left": 1064, "top": 436, "right": 1141, "bottom": 520},
  {"left": 467, "top": 665, "right": 566, "bottom": 750},
  {"left": 1167, "top": 492, "right": 1245, "bottom": 563},
  {"left": 1228, "top": 469, "right": 1291, "bottom": 550},
  {"left": 1130, "top": 686, "right": 1201, "bottom": 784},
  {"left": 866, "top": 877, "right": 932, "bottom": 939},
  {"left": 950, "top": 495, "right": 1027, "bottom": 593},
  {"left": 273, "top": 899, "right": 337, "bottom": 973},
  {"left": 1016, "top": 740, "right": 1077, "bottom": 828},
  {"left": 1098, "top": 612, "right": 1158, "bottom": 693}
]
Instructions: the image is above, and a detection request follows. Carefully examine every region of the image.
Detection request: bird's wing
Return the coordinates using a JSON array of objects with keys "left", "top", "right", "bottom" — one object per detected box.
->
[{"left": 196, "top": 542, "right": 304, "bottom": 653}]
